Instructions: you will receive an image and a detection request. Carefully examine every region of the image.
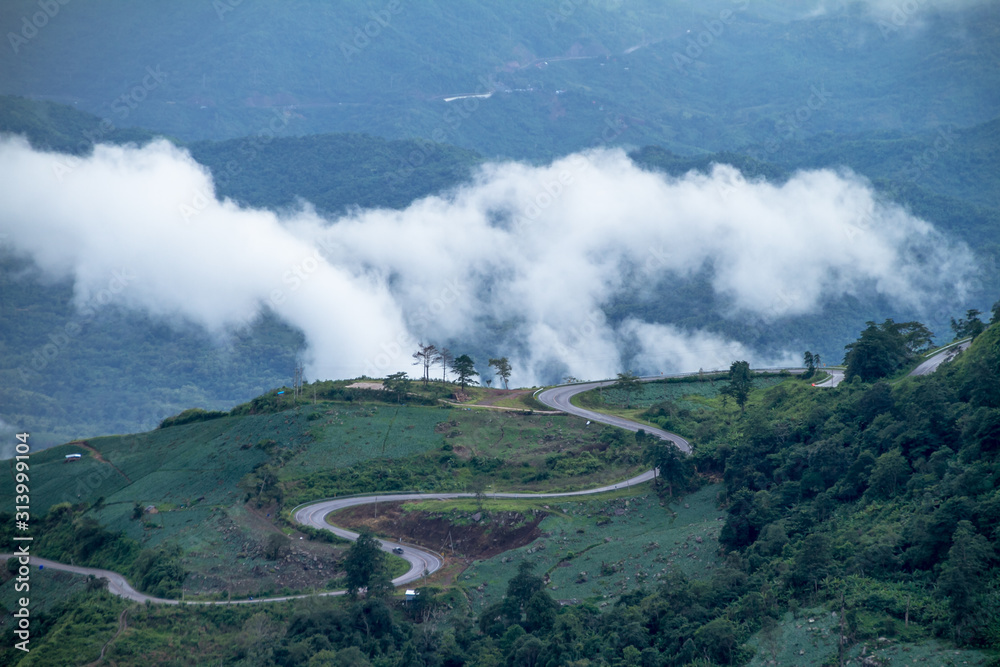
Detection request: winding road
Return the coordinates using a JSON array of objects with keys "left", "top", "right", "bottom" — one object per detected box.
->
[
  {"left": 537, "top": 380, "right": 691, "bottom": 452},
  {"left": 911, "top": 339, "right": 971, "bottom": 376},
  {"left": 2, "top": 344, "right": 970, "bottom": 604},
  {"left": 811, "top": 369, "right": 845, "bottom": 388}
]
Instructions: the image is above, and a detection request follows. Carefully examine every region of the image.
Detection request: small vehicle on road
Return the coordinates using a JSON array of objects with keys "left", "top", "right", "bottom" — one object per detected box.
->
[{"left": 392, "top": 547, "right": 405, "bottom": 554}]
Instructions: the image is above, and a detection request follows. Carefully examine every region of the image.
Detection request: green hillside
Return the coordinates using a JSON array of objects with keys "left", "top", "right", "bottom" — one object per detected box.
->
[
  {"left": 0, "top": 249, "right": 304, "bottom": 446},
  {"left": 0, "top": 380, "right": 649, "bottom": 598},
  {"left": 1, "top": 1, "right": 997, "bottom": 663},
  {"left": 1, "top": 321, "right": 998, "bottom": 665},
  {"left": 768, "top": 117, "right": 1000, "bottom": 210}
]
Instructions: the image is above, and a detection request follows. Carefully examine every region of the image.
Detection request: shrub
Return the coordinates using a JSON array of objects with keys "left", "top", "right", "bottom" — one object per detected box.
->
[{"left": 158, "top": 408, "right": 228, "bottom": 429}]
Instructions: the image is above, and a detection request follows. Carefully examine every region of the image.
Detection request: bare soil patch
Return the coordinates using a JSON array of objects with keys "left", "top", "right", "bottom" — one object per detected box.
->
[
  {"left": 331, "top": 501, "right": 544, "bottom": 560},
  {"left": 474, "top": 388, "right": 533, "bottom": 407}
]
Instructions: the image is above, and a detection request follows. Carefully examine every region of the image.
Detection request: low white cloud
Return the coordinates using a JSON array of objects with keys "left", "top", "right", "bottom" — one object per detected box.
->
[
  {"left": 621, "top": 320, "right": 799, "bottom": 375},
  {"left": 0, "top": 136, "right": 975, "bottom": 386}
]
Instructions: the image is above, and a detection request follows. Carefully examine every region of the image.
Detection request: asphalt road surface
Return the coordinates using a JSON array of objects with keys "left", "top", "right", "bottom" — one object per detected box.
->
[
  {"left": 291, "top": 464, "right": 660, "bottom": 590},
  {"left": 813, "top": 340, "right": 970, "bottom": 387},
  {"left": 910, "top": 340, "right": 971, "bottom": 376},
  {"left": 0, "top": 554, "right": 350, "bottom": 605},
  {"left": 537, "top": 379, "right": 691, "bottom": 452},
  {"left": 812, "top": 369, "right": 845, "bottom": 387}
]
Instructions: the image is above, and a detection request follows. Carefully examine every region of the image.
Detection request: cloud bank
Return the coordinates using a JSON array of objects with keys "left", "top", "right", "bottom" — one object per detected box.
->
[{"left": 0, "top": 136, "right": 974, "bottom": 386}]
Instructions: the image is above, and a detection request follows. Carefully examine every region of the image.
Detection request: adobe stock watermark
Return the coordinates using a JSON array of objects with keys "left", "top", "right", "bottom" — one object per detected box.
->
[
  {"left": 178, "top": 108, "right": 291, "bottom": 223},
  {"left": 340, "top": 0, "right": 404, "bottom": 62},
  {"left": 213, "top": 0, "right": 245, "bottom": 21},
  {"left": 52, "top": 65, "right": 168, "bottom": 181},
  {"left": 552, "top": 309, "right": 607, "bottom": 361},
  {"left": 17, "top": 269, "right": 135, "bottom": 383},
  {"left": 842, "top": 202, "right": 881, "bottom": 244},
  {"left": 672, "top": 0, "right": 750, "bottom": 75},
  {"left": 545, "top": 0, "right": 596, "bottom": 30},
  {"left": 721, "top": 82, "right": 833, "bottom": 201},
  {"left": 57, "top": 446, "right": 118, "bottom": 506},
  {"left": 386, "top": 68, "right": 628, "bottom": 194},
  {"left": 7, "top": 0, "right": 71, "bottom": 55},
  {"left": 897, "top": 125, "right": 955, "bottom": 185},
  {"left": 637, "top": 246, "right": 672, "bottom": 281},
  {"left": 773, "top": 83, "right": 832, "bottom": 143},
  {"left": 510, "top": 115, "right": 629, "bottom": 230},
  {"left": 736, "top": 288, "right": 805, "bottom": 353},
  {"left": 384, "top": 72, "right": 500, "bottom": 191},
  {"left": 511, "top": 165, "right": 580, "bottom": 231},
  {"left": 219, "top": 243, "right": 336, "bottom": 356},
  {"left": 876, "top": 0, "right": 932, "bottom": 40},
  {"left": 362, "top": 280, "right": 466, "bottom": 377}
]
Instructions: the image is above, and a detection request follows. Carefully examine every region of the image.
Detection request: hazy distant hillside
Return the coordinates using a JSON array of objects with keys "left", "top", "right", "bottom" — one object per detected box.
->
[
  {"left": 188, "top": 133, "right": 481, "bottom": 214},
  {"left": 631, "top": 118, "right": 1000, "bottom": 260},
  {"left": 1, "top": 1, "right": 997, "bottom": 158},
  {"left": 0, "top": 94, "right": 159, "bottom": 152},
  {"left": 765, "top": 118, "right": 1000, "bottom": 211}
]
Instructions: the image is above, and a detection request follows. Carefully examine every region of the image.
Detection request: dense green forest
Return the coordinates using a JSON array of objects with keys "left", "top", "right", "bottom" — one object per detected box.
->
[{"left": 2, "top": 319, "right": 997, "bottom": 665}]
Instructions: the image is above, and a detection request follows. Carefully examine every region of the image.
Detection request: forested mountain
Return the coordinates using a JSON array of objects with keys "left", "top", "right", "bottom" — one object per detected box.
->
[{"left": 1, "top": 1, "right": 997, "bottom": 158}]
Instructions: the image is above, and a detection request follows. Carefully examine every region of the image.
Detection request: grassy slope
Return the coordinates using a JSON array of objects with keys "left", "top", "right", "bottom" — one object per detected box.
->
[
  {"left": 1, "top": 394, "right": 648, "bottom": 596},
  {"left": 460, "top": 484, "right": 724, "bottom": 611},
  {"left": 3, "top": 336, "right": 999, "bottom": 663},
  {"left": 571, "top": 373, "right": 795, "bottom": 440},
  {"left": 744, "top": 609, "right": 992, "bottom": 667}
]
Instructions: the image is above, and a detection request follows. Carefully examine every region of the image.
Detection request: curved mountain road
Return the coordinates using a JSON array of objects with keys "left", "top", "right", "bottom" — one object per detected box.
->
[
  {"left": 811, "top": 369, "right": 845, "bottom": 388},
  {"left": 910, "top": 340, "right": 971, "bottom": 376},
  {"left": 1, "top": 376, "right": 671, "bottom": 605},
  {"left": 4, "top": 348, "right": 969, "bottom": 605},
  {"left": 810, "top": 340, "right": 970, "bottom": 388},
  {"left": 0, "top": 554, "right": 351, "bottom": 605},
  {"left": 537, "top": 379, "right": 691, "bottom": 452}
]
